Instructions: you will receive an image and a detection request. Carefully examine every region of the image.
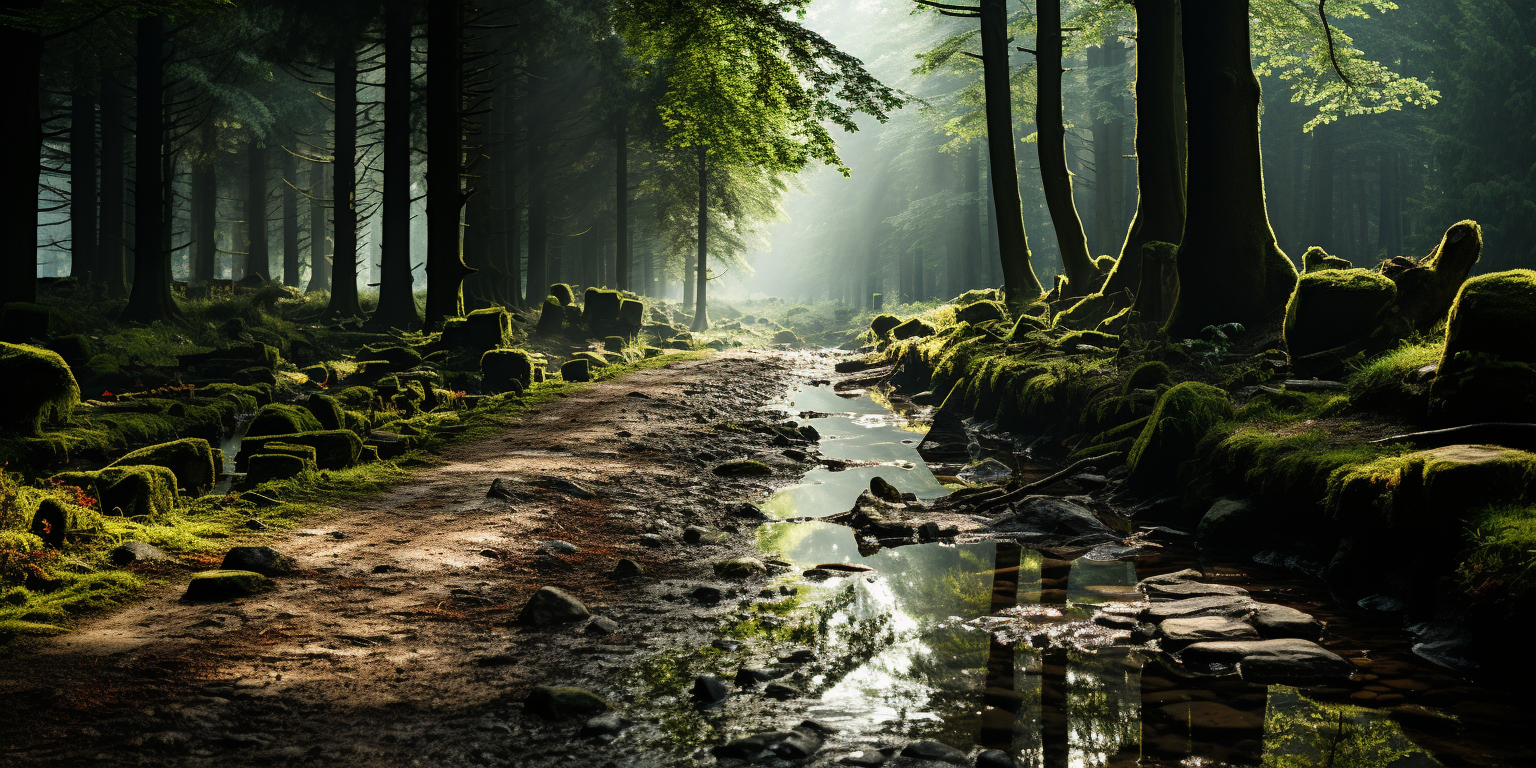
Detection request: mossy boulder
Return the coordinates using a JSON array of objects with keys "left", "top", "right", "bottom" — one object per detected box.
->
[
  {"left": 713, "top": 558, "right": 768, "bottom": 579},
  {"left": 892, "top": 318, "right": 936, "bottom": 340},
  {"left": 1128, "top": 382, "right": 1235, "bottom": 490},
  {"left": 1328, "top": 445, "right": 1536, "bottom": 548},
  {"left": 955, "top": 300, "right": 1006, "bottom": 325},
  {"left": 362, "top": 344, "right": 423, "bottom": 370},
  {"left": 201, "top": 382, "right": 272, "bottom": 407},
  {"left": 257, "top": 442, "right": 318, "bottom": 467},
  {"left": 442, "top": 307, "right": 514, "bottom": 353},
  {"left": 46, "top": 334, "right": 94, "bottom": 365},
  {"left": 870, "top": 314, "right": 901, "bottom": 338},
  {"left": 239, "top": 430, "right": 363, "bottom": 471},
  {"left": 1429, "top": 269, "right": 1536, "bottom": 424},
  {"left": 1284, "top": 268, "right": 1400, "bottom": 368},
  {"left": 331, "top": 385, "right": 377, "bottom": 410},
  {"left": 772, "top": 330, "right": 802, "bottom": 346},
  {"left": 51, "top": 465, "right": 179, "bottom": 519},
  {"left": 583, "top": 288, "right": 623, "bottom": 332},
  {"left": 246, "top": 403, "right": 324, "bottom": 438},
  {"left": 246, "top": 453, "right": 309, "bottom": 485},
  {"left": 0, "top": 302, "right": 50, "bottom": 343},
  {"left": 535, "top": 296, "right": 564, "bottom": 337},
  {"left": 619, "top": 299, "right": 644, "bottom": 328},
  {"left": 185, "top": 570, "right": 274, "bottom": 601},
  {"left": 712, "top": 460, "right": 772, "bottom": 477},
  {"left": 29, "top": 498, "right": 103, "bottom": 549},
  {"left": 107, "top": 438, "right": 217, "bottom": 495},
  {"left": 549, "top": 283, "right": 576, "bottom": 306},
  {"left": 603, "top": 336, "right": 626, "bottom": 353},
  {"left": 303, "top": 394, "right": 346, "bottom": 431},
  {"left": 561, "top": 358, "right": 592, "bottom": 383},
  {"left": 481, "top": 349, "right": 544, "bottom": 393},
  {"left": 0, "top": 342, "right": 79, "bottom": 435},
  {"left": 1301, "top": 247, "right": 1353, "bottom": 273}
]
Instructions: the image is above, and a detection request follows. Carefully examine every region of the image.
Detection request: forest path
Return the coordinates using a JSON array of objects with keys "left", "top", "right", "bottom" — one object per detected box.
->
[{"left": 0, "top": 350, "right": 802, "bottom": 768}]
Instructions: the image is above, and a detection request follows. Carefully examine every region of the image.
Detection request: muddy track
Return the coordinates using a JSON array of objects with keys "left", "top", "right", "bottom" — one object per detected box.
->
[{"left": 0, "top": 350, "right": 809, "bottom": 768}]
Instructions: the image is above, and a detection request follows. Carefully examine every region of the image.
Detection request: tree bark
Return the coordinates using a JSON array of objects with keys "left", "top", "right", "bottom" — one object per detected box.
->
[
  {"left": 980, "top": 0, "right": 1042, "bottom": 306},
  {"left": 0, "top": 4, "right": 44, "bottom": 304},
  {"left": 245, "top": 139, "right": 269, "bottom": 281},
  {"left": 305, "top": 159, "right": 330, "bottom": 292},
  {"left": 98, "top": 76, "right": 128, "bottom": 298},
  {"left": 1164, "top": 0, "right": 1297, "bottom": 338},
  {"left": 502, "top": 75, "right": 521, "bottom": 307},
  {"left": 423, "top": 0, "right": 474, "bottom": 330},
  {"left": 371, "top": 0, "right": 422, "bottom": 329},
  {"left": 1101, "top": 0, "right": 1184, "bottom": 296},
  {"left": 281, "top": 144, "right": 299, "bottom": 286},
  {"left": 120, "top": 15, "right": 180, "bottom": 324},
  {"left": 1037, "top": 0, "right": 1096, "bottom": 297},
  {"left": 690, "top": 145, "right": 709, "bottom": 332},
  {"left": 191, "top": 119, "right": 216, "bottom": 284},
  {"left": 69, "top": 90, "right": 97, "bottom": 281},
  {"left": 615, "top": 119, "right": 629, "bottom": 292},
  {"left": 325, "top": 46, "right": 364, "bottom": 319}
]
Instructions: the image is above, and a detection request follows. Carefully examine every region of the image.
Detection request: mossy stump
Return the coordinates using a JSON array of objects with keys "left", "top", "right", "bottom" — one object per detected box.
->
[
  {"left": 1429, "top": 269, "right": 1536, "bottom": 424},
  {"left": 440, "top": 307, "right": 513, "bottom": 353},
  {"left": 239, "top": 430, "right": 363, "bottom": 471},
  {"left": 51, "top": 466, "right": 179, "bottom": 519},
  {"left": 561, "top": 359, "right": 592, "bottom": 383},
  {"left": 549, "top": 284, "right": 576, "bottom": 306},
  {"left": 481, "top": 349, "right": 544, "bottom": 393},
  {"left": 870, "top": 314, "right": 901, "bottom": 338},
  {"left": 583, "top": 288, "right": 623, "bottom": 334},
  {"left": 0, "top": 342, "right": 80, "bottom": 435},
  {"left": 246, "top": 453, "right": 309, "bottom": 485},
  {"left": 246, "top": 404, "right": 324, "bottom": 438},
  {"left": 29, "top": 498, "right": 103, "bottom": 549},
  {"left": 535, "top": 297, "right": 564, "bottom": 337},
  {"left": 1284, "top": 268, "right": 1400, "bottom": 374}
]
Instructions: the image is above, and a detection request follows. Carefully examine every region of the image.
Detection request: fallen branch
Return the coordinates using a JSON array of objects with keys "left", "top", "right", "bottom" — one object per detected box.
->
[
  {"left": 1369, "top": 423, "right": 1536, "bottom": 451},
  {"left": 970, "top": 452, "right": 1123, "bottom": 516}
]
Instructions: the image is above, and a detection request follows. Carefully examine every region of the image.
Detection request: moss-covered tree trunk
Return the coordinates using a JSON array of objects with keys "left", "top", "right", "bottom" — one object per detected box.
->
[
  {"left": 423, "top": 0, "right": 475, "bottom": 331},
  {"left": 281, "top": 145, "right": 299, "bottom": 287},
  {"left": 69, "top": 90, "right": 97, "bottom": 281},
  {"left": 0, "top": 2, "right": 43, "bottom": 305},
  {"left": 1037, "top": 0, "right": 1096, "bottom": 298},
  {"left": 120, "top": 16, "right": 181, "bottom": 325},
  {"left": 980, "top": 0, "right": 1042, "bottom": 306},
  {"left": 98, "top": 76, "right": 128, "bottom": 298},
  {"left": 324, "top": 47, "right": 364, "bottom": 319},
  {"left": 191, "top": 120, "right": 217, "bottom": 284},
  {"left": 370, "top": 0, "right": 422, "bottom": 330},
  {"left": 305, "top": 158, "right": 330, "bottom": 293},
  {"left": 1102, "top": 0, "right": 1184, "bottom": 297},
  {"left": 245, "top": 139, "right": 270, "bottom": 281},
  {"left": 1163, "top": 0, "right": 1297, "bottom": 339},
  {"left": 690, "top": 145, "right": 709, "bottom": 332}
]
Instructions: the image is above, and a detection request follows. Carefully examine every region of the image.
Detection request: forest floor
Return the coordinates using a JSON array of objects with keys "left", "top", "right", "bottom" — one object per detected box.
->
[{"left": 0, "top": 350, "right": 809, "bottom": 768}]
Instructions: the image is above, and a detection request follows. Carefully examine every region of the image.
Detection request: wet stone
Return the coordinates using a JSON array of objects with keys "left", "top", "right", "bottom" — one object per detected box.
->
[
  {"left": 683, "top": 525, "right": 729, "bottom": 545},
  {"left": 584, "top": 616, "right": 619, "bottom": 636},
  {"left": 869, "top": 476, "right": 904, "bottom": 503},
  {"left": 713, "top": 558, "right": 768, "bottom": 579},
  {"left": 764, "top": 682, "right": 802, "bottom": 700},
  {"left": 1139, "top": 569, "right": 1204, "bottom": 586},
  {"left": 580, "top": 712, "right": 629, "bottom": 741},
  {"left": 735, "top": 667, "right": 782, "bottom": 686},
  {"left": 1252, "top": 603, "right": 1322, "bottom": 641},
  {"left": 691, "top": 674, "right": 729, "bottom": 704},
  {"left": 638, "top": 533, "right": 668, "bottom": 548},
  {"left": 691, "top": 586, "right": 723, "bottom": 604},
  {"left": 898, "top": 740, "right": 969, "bottom": 765},
  {"left": 536, "top": 539, "right": 578, "bottom": 556},
  {"left": 997, "top": 497, "right": 1111, "bottom": 536},
  {"left": 1181, "top": 638, "right": 1353, "bottom": 684},
  {"left": 1160, "top": 616, "right": 1259, "bottom": 647},
  {"left": 1142, "top": 580, "right": 1248, "bottom": 599},
  {"left": 109, "top": 541, "right": 165, "bottom": 566},
  {"left": 518, "top": 586, "right": 590, "bottom": 626},
  {"left": 1142, "top": 594, "right": 1257, "bottom": 623},
  {"left": 975, "top": 750, "right": 1018, "bottom": 768},
  {"left": 525, "top": 685, "right": 611, "bottom": 719}
]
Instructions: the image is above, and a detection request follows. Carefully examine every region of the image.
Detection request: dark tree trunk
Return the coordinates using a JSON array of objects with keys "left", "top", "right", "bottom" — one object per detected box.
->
[
  {"left": 282, "top": 144, "right": 299, "bottom": 286},
  {"left": 244, "top": 140, "right": 269, "bottom": 281},
  {"left": 121, "top": 16, "right": 179, "bottom": 323},
  {"left": 525, "top": 179, "right": 548, "bottom": 305},
  {"left": 1304, "top": 128, "right": 1334, "bottom": 251},
  {"left": 615, "top": 120, "right": 629, "bottom": 292},
  {"left": 423, "top": 0, "right": 474, "bottom": 330},
  {"left": 325, "top": 47, "right": 364, "bottom": 318},
  {"left": 0, "top": 5, "right": 44, "bottom": 304},
  {"left": 69, "top": 90, "right": 98, "bottom": 280},
  {"left": 1102, "top": 0, "right": 1184, "bottom": 296},
  {"left": 980, "top": 0, "right": 1042, "bottom": 305},
  {"left": 1164, "top": 0, "right": 1297, "bottom": 338},
  {"left": 1037, "top": 0, "right": 1096, "bottom": 297},
  {"left": 98, "top": 77, "right": 128, "bottom": 298},
  {"left": 191, "top": 119, "right": 216, "bottom": 283},
  {"left": 306, "top": 159, "right": 330, "bottom": 292},
  {"left": 691, "top": 146, "right": 709, "bottom": 331},
  {"left": 372, "top": 0, "right": 422, "bottom": 329},
  {"left": 1377, "top": 148, "right": 1400, "bottom": 257}
]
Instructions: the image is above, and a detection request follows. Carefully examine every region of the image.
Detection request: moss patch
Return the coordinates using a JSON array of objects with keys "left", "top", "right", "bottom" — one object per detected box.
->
[
  {"left": 1128, "top": 382, "right": 1235, "bottom": 490},
  {"left": 0, "top": 342, "right": 80, "bottom": 435},
  {"left": 1429, "top": 269, "right": 1536, "bottom": 423},
  {"left": 246, "top": 403, "right": 324, "bottom": 437},
  {"left": 106, "top": 438, "right": 217, "bottom": 496}
]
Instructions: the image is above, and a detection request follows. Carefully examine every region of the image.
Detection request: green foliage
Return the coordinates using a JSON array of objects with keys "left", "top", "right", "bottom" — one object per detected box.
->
[
  {"left": 1460, "top": 504, "right": 1536, "bottom": 614},
  {"left": 246, "top": 403, "right": 324, "bottom": 437}
]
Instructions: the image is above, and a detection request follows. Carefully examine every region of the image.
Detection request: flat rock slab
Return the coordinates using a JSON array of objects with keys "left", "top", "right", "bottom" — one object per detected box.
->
[
  {"left": 1138, "top": 568, "right": 1203, "bottom": 587},
  {"left": 1141, "top": 594, "right": 1256, "bottom": 623},
  {"left": 1142, "top": 580, "right": 1248, "bottom": 599},
  {"left": 184, "top": 570, "right": 274, "bottom": 601},
  {"left": 1160, "top": 616, "right": 1259, "bottom": 647},
  {"left": 1180, "top": 638, "right": 1354, "bottom": 684},
  {"left": 1252, "top": 603, "right": 1323, "bottom": 641}
]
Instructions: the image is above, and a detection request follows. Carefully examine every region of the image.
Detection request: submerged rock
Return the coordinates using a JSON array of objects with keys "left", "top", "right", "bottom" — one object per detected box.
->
[
  {"left": 1180, "top": 638, "right": 1353, "bottom": 684},
  {"left": 518, "top": 586, "right": 590, "bottom": 626},
  {"left": 1141, "top": 580, "right": 1248, "bottom": 599},
  {"left": 1141, "top": 595, "right": 1257, "bottom": 623},
  {"left": 898, "top": 740, "right": 969, "bottom": 765}
]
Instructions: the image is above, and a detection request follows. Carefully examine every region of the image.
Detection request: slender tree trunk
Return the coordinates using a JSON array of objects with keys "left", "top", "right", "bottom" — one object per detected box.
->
[
  {"left": 120, "top": 16, "right": 180, "bottom": 323},
  {"left": 69, "top": 90, "right": 98, "bottom": 281},
  {"left": 502, "top": 76, "right": 521, "bottom": 307},
  {"left": 980, "top": 0, "right": 1042, "bottom": 306},
  {"left": 244, "top": 140, "right": 269, "bottom": 280},
  {"left": 98, "top": 77, "right": 128, "bottom": 298},
  {"left": 1164, "top": 0, "right": 1297, "bottom": 338},
  {"left": 1037, "top": 0, "right": 1096, "bottom": 296},
  {"left": 372, "top": 0, "right": 422, "bottom": 328},
  {"left": 1092, "top": 38, "right": 1127, "bottom": 260},
  {"left": 281, "top": 145, "right": 299, "bottom": 286},
  {"left": 690, "top": 146, "right": 709, "bottom": 331},
  {"left": 423, "top": 0, "right": 474, "bottom": 330},
  {"left": 325, "top": 47, "right": 364, "bottom": 318},
  {"left": 306, "top": 159, "right": 330, "bottom": 292},
  {"left": 1102, "top": 0, "right": 1184, "bottom": 296},
  {"left": 615, "top": 120, "right": 629, "bottom": 293}
]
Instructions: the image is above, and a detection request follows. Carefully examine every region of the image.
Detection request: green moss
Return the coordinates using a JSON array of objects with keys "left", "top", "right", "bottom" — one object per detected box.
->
[
  {"left": 1056, "top": 329, "right": 1119, "bottom": 353},
  {"left": 892, "top": 318, "right": 936, "bottom": 340},
  {"left": 1284, "top": 268, "right": 1400, "bottom": 361},
  {"left": 1347, "top": 339, "right": 1441, "bottom": 412},
  {"left": 1128, "top": 382, "right": 1235, "bottom": 489},
  {"left": 1430, "top": 269, "right": 1536, "bottom": 423},
  {"left": 1054, "top": 292, "right": 1122, "bottom": 331},
  {"left": 331, "top": 385, "right": 377, "bottom": 409},
  {"left": 0, "top": 342, "right": 80, "bottom": 435},
  {"left": 1197, "top": 427, "right": 1395, "bottom": 511},
  {"left": 247, "top": 453, "right": 309, "bottom": 485},
  {"left": 1006, "top": 314, "right": 1048, "bottom": 342},
  {"left": 50, "top": 465, "right": 179, "bottom": 519},
  {"left": 772, "top": 329, "right": 802, "bottom": 345},
  {"left": 246, "top": 403, "right": 324, "bottom": 437},
  {"left": 185, "top": 570, "right": 274, "bottom": 601},
  {"left": 1459, "top": 504, "right": 1536, "bottom": 613},
  {"left": 200, "top": 382, "right": 272, "bottom": 407},
  {"left": 258, "top": 442, "right": 318, "bottom": 467},
  {"left": 1326, "top": 445, "right": 1536, "bottom": 533},
  {"left": 107, "top": 438, "right": 217, "bottom": 496},
  {"left": 303, "top": 394, "right": 346, "bottom": 430},
  {"left": 955, "top": 300, "right": 1005, "bottom": 325},
  {"left": 1301, "top": 246, "right": 1353, "bottom": 273},
  {"left": 583, "top": 288, "right": 623, "bottom": 329},
  {"left": 240, "top": 430, "right": 363, "bottom": 471},
  {"left": 549, "top": 283, "right": 576, "bottom": 306},
  {"left": 1122, "top": 361, "right": 1171, "bottom": 394}
]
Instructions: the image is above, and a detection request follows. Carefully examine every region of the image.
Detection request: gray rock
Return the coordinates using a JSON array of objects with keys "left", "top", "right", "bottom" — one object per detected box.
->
[
  {"left": 1252, "top": 603, "right": 1322, "bottom": 640},
  {"left": 525, "top": 685, "right": 611, "bottom": 719},
  {"left": 764, "top": 682, "right": 801, "bottom": 700},
  {"left": 487, "top": 478, "right": 516, "bottom": 501},
  {"left": 899, "top": 740, "right": 968, "bottom": 765},
  {"left": 691, "top": 674, "right": 729, "bottom": 704},
  {"left": 734, "top": 667, "right": 782, "bottom": 686},
  {"left": 1180, "top": 638, "right": 1353, "bottom": 683},
  {"left": 535, "top": 475, "right": 595, "bottom": 499},
  {"left": 518, "top": 586, "right": 590, "bottom": 626},
  {"left": 1159, "top": 616, "right": 1259, "bottom": 648},
  {"left": 1141, "top": 594, "right": 1257, "bottom": 623},
  {"left": 109, "top": 541, "right": 165, "bottom": 566},
  {"left": 1141, "top": 580, "right": 1248, "bottom": 599},
  {"left": 999, "top": 497, "right": 1111, "bottom": 536},
  {"left": 780, "top": 648, "right": 816, "bottom": 664},
  {"left": 870, "top": 476, "right": 904, "bottom": 503},
  {"left": 219, "top": 546, "right": 294, "bottom": 576},
  {"left": 975, "top": 750, "right": 1017, "bottom": 768},
  {"left": 612, "top": 558, "right": 644, "bottom": 578},
  {"left": 1138, "top": 569, "right": 1203, "bottom": 587},
  {"left": 1196, "top": 497, "right": 1266, "bottom": 550},
  {"left": 683, "top": 525, "right": 729, "bottom": 545},
  {"left": 728, "top": 502, "right": 770, "bottom": 520},
  {"left": 584, "top": 616, "right": 619, "bottom": 636},
  {"left": 713, "top": 558, "right": 767, "bottom": 579},
  {"left": 690, "top": 586, "right": 723, "bottom": 604},
  {"left": 638, "top": 533, "right": 668, "bottom": 548},
  {"left": 776, "top": 727, "right": 826, "bottom": 759},
  {"left": 580, "top": 712, "right": 629, "bottom": 739},
  {"left": 537, "top": 539, "right": 578, "bottom": 556},
  {"left": 839, "top": 748, "right": 900, "bottom": 766}
]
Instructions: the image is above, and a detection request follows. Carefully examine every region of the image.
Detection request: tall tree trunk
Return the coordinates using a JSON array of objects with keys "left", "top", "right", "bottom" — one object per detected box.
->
[
  {"left": 281, "top": 145, "right": 299, "bottom": 286},
  {"left": 0, "top": 2, "right": 43, "bottom": 304},
  {"left": 99, "top": 77, "right": 128, "bottom": 298},
  {"left": 1164, "top": 0, "right": 1297, "bottom": 338},
  {"left": 525, "top": 179, "right": 548, "bottom": 305},
  {"left": 615, "top": 119, "right": 629, "bottom": 293},
  {"left": 191, "top": 119, "right": 216, "bottom": 283},
  {"left": 325, "top": 47, "right": 364, "bottom": 318},
  {"left": 1102, "top": 0, "right": 1184, "bottom": 296},
  {"left": 502, "top": 76, "right": 521, "bottom": 307},
  {"left": 1304, "top": 128, "right": 1334, "bottom": 251},
  {"left": 306, "top": 159, "right": 330, "bottom": 292},
  {"left": 69, "top": 90, "right": 98, "bottom": 281},
  {"left": 1038, "top": 0, "right": 1096, "bottom": 297},
  {"left": 690, "top": 146, "right": 708, "bottom": 331},
  {"left": 424, "top": 0, "right": 474, "bottom": 330},
  {"left": 245, "top": 140, "right": 269, "bottom": 280},
  {"left": 120, "top": 15, "right": 179, "bottom": 323},
  {"left": 372, "top": 0, "right": 422, "bottom": 329},
  {"left": 980, "top": 0, "right": 1042, "bottom": 306}
]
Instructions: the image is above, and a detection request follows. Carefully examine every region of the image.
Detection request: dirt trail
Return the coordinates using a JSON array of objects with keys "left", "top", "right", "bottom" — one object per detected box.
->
[{"left": 0, "top": 351, "right": 804, "bottom": 768}]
